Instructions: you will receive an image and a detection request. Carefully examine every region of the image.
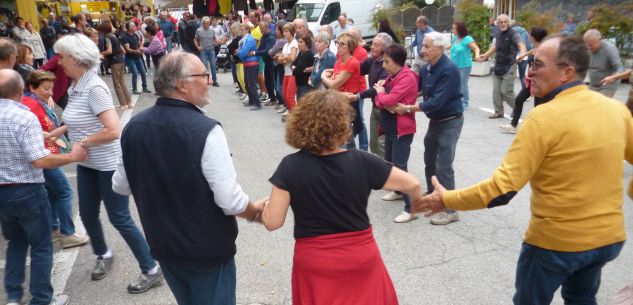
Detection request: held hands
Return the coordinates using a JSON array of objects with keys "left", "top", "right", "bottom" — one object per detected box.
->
[
  {"left": 601, "top": 74, "right": 618, "bottom": 85},
  {"left": 70, "top": 143, "right": 89, "bottom": 162},
  {"left": 392, "top": 103, "right": 410, "bottom": 115},
  {"left": 411, "top": 176, "right": 447, "bottom": 217},
  {"left": 476, "top": 55, "right": 487, "bottom": 62},
  {"left": 373, "top": 81, "right": 385, "bottom": 94},
  {"left": 322, "top": 68, "right": 334, "bottom": 79},
  {"left": 250, "top": 197, "right": 269, "bottom": 223},
  {"left": 344, "top": 92, "right": 359, "bottom": 102}
]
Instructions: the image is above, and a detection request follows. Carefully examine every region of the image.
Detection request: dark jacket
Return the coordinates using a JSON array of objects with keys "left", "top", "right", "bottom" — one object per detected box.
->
[
  {"left": 40, "top": 26, "right": 56, "bottom": 48},
  {"left": 121, "top": 97, "right": 238, "bottom": 269},
  {"left": 255, "top": 32, "right": 275, "bottom": 62},
  {"left": 418, "top": 55, "right": 464, "bottom": 120},
  {"left": 359, "top": 56, "right": 389, "bottom": 102},
  {"left": 292, "top": 50, "right": 315, "bottom": 87}
]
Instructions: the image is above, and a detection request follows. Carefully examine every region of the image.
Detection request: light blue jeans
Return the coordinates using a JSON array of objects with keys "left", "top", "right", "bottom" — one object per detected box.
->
[
  {"left": 458, "top": 67, "right": 471, "bottom": 109},
  {"left": 199, "top": 48, "right": 218, "bottom": 83}
]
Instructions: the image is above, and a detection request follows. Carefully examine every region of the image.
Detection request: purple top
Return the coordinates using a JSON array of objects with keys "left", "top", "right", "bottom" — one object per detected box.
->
[{"left": 143, "top": 36, "right": 165, "bottom": 55}]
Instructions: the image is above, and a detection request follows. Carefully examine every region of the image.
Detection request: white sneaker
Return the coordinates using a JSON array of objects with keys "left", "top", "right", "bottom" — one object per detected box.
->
[
  {"left": 429, "top": 211, "right": 459, "bottom": 225},
  {"left": 393, "top": 211, "right": 418, "bottom": 223},
  {"left": 281, "top": 110, "right": 289, "bottom": 117},
  {"left": 276, "top": 106, "right": 287, "bottom": 113},
  {"left": 499, "top": 124, "right": 517, "bottom": 134},
  {"left": 50, "top": 294, "right": 69, "bottom": 305},
  {"left": 382, "top": 191, "right": 404, "bottom": 201}
]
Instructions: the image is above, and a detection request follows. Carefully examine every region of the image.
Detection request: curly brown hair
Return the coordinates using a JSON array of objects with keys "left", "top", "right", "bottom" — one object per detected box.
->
[{"left": 285, "top": 90, "right": 353, "bottom": 154}]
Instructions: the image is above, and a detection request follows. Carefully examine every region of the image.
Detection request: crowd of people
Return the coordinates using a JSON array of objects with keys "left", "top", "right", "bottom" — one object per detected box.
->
[{"left": 1, "top": 6, "right": 633, "bottom": 305}]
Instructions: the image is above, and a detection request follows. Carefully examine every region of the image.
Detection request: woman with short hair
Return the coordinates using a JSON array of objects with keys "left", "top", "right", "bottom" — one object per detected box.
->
[
  {"left": 261, "top": 90, "right": 422, "bottom": 305},
  {"left": 49, "top": 34, "right": 162, "bottom": 292},
  {"left": 141, "top": 26, "right": 166, "bottom": 70},
  {"left": 14, "top": 44, "right": 35, "bottom": 81},
  {"left": 278, "top": 23, "right": 298, "bottom": 118},
  {"left": 309, "top": 31, "right": 336, "bottom": 90},
  {"left": 24, "top": 21, "right": 47, "bottom": 69},
  {"left": 292, "top": 30, "right": 315, "bottom": 100},
  {"left": 373, "top": 44, "right": 419, "bottom": 223},
  {"left": 21, "top": 70, "right": 90, "bottom": 249}
]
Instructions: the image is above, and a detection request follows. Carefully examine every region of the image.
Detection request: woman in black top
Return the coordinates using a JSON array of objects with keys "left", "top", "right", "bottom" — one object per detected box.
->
[
  {"left": 260, "top": 90, "right": 423, "bottom": 305},
  {"left": 378, "top": 19, "right": 400, "bottom": 45},
  {"left": 97, "top": 21, "right": 132, "bottom": 110},
  {"left": 292, "top": 30, "right": 315, "bottom": 101}
]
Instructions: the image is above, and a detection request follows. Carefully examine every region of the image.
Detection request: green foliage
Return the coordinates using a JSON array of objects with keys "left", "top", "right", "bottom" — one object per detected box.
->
[
  {"left": 516, "top": 0, "right": 563, "bottom": 35},
  {"left": 455, "top": 0, "right": 491, "bottom": 52},
  {"left": 391, "top": 0, "right": 444, "bottom": 9},
  {"left": 578, "top": 3, "right": 633, "bottom": 55}
]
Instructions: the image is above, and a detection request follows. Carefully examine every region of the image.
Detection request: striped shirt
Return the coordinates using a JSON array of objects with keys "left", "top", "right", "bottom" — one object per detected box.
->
[
  {"left": 63, "top": 69, "right": 120, "bottom": 171},
  {"left": 0, "top": 98, "right": 50, "bottom": 183}
]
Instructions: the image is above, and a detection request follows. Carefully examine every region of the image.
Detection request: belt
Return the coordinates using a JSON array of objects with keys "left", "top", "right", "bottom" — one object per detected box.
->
[{"left": 431, "top": 113, "right": 462, "bottom": 122}]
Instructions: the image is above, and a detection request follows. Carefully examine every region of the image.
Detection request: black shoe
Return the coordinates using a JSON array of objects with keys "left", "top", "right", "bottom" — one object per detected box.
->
[
  {"left": 243, "top": 102, "right": 253, "bottom": 107},
  {"left": 132, "top": 90, "right": 140, "bottom": 95},
  {"left": 142, "top": 89, "right": 152, "bottom": 93},
  {"left": 127, "top": 267, "right": 164, "bottom": 294},
  {"left": 250, "top": 106, "right": 262, "bottom": 111},
  {"left": 91, "top": 256, "right": 113, "bottom": 280},
  {"left": 212, "top": 83, "right": 220, "bottom": 87}
]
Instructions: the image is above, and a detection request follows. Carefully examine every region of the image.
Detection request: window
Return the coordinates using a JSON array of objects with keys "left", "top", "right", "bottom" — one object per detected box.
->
[
  {"left": 320, "top": 2, "right": 340, "bottom": 25},
  {"left": 289, "top": 3, "right": 325, "bottom": 23}
]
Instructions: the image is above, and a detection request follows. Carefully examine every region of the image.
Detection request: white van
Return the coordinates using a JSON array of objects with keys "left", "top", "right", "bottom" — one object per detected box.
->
[{"left": 289, "top": 0, "right": 391, "bottom": 41}]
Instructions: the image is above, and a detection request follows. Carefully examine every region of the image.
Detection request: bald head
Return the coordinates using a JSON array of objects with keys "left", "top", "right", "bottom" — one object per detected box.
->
[
  {"left": 0, "top": 69, "right": 24, "bottom": 102},
  {"left": 294, "top": 18, "right": 306, "bottom": 31},
  {"left": 583, "top": 29, "right": 602, "bottom": 53},
  {"left": 0, "top": 37, "right": 17, "bottom": 69},
  {"left": 320, "top": 25, "right": 333, "bottom": 37}
]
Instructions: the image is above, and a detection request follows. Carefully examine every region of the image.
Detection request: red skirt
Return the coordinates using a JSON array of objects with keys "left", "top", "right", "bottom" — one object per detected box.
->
[{"left": 292, "top": 226, "right": 399, "bottom": 305}]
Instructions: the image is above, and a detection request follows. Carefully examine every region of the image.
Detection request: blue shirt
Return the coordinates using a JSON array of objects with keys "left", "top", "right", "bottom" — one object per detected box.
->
[
  {"left": 418, "top": 55, "right": 463, "bottom": 120},
  {"left": 410, "top": 26, "right": 434, "bottom": 54},
  {"left": 157, "top": 18, "right": 175, "bottom": 37},
  {"left": 513, "top": 25, "right": 532, "bottom": 50}
]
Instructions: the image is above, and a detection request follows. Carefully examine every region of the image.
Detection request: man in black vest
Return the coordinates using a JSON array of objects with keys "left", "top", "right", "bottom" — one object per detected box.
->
[
  {"left": 113, "top": 51, "right": 265, "bottom": 305},
  {"left": 477, "top": 14, "right": 526, "bottom": 119}
]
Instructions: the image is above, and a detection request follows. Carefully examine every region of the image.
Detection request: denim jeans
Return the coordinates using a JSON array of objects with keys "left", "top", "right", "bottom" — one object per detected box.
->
[
  {"left": 458, "top": 67, "right": 471, "bottom": 109},
  {"left": 384, "top": 134, "right": 414, "bottom": 212},
  {"left": 369, "top": 104, "right": 385, "bottom": 158},
  {"left": 45, "top": 47, "right": 55, "bottom": 60},
  {"left": 296, "top": 85, "right": 311, "bottom": 101},
  {"left": 517, "top": 60, "right": 528, "bottom": 90},
  {"left": 125, "top": 56, "right": 148, "bottom": 92},
  {"left": 165, "top": 37, "right": 173, "bottom": 53},
  {"left": 43, "top": 168, "right": 75, "bottom": 235},
  {"left": 358, "top": 99, "right": 369, "bottom": 151},
  {"left": 77, "top": 165, "right": 156, "bottom": 272},
  {"left": 0, "top": 184, "right": 53, "bottom": 305},
  {"left": 162, "top": 258, "right": 236, "bottom": 305},
  {"left": 424, "top": 116, "right": 463, "bottom": 193},
  {"left": 513, "top": 242, "right": 623, "bottom": 305},
  {"left": 274, "top": 64, "right": 285, "bottom": 106},
  {"left": 199, "top": 48, "right": 218, "bottom": 83}
]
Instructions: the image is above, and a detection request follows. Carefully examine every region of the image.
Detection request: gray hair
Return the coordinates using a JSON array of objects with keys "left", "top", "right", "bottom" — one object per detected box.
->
[
  {"left": 294, "top": 18, "right": 306, "bottom": 28},
  {"left": 374, "top": 32, "right": 393, "bottom": 49},
  {"left": 154, "top": 51, "right": 195, "bottom": 97},
  {"left": 348, "top": 27, "right": 362, "bottom": 39},
  {"left": 416, "top": 15, "right": 428, "bottom": 25},
  {"left": 315, "top": 31, "right": 331, "bottom": 46},
  {"left": 0, "top": 69, "right": 24, "bottom": 101},
  {"left": 202, "top": 16, "right": 211, "bottom": 24},
  {"left": 583, "top": 29, "right": 602, "bottom": 41},
  {"left": 424, "top": 32, "right": 449, "bottom": 49},
  {"left": 320, "top": 24, "right": 333, "bottom": 36},
  {"left": 0, "top": 37, "right": 17, "bottom": 62},
  {"left": 496, "top": 14, "right": 509, "bottom": 22},
  {"left": 53, "top": 34, "right": 101, "bottom": 68}
]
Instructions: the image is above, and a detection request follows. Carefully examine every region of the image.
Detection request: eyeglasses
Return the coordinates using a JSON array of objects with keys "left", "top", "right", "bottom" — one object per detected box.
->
[
  {"left": 186, "top": 73, "right": 210, "bottom": 82},
  {"left": 531, "top": 60, "right": 570, "bottom": 71},
  {"left": 335, "top": 41, "right": 347, "bottom": 46}
]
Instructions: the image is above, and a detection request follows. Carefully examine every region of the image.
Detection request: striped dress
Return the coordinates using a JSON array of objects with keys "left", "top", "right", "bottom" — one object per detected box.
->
[{"left": 62, "top": 69, "right": 120, "bottom": 171}]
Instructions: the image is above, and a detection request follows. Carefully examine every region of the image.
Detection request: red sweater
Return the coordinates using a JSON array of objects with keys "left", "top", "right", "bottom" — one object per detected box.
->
[
  {"left": 40, "top": 55, "right": 71, "bottom": 105},
  {"left": 375, "top": 66, "right": 418, "bottom": 137}
]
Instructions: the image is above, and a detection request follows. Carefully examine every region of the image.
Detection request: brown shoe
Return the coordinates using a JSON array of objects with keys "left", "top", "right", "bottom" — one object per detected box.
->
[
  {"left": 52, "top": 229, "right": 61, "bottom": 242},
  {"left": 488, "top": 112, "right": 504, "bottom": 119},
  {"left": 60, "top": 233, "right": 90, "bottom": 249}
]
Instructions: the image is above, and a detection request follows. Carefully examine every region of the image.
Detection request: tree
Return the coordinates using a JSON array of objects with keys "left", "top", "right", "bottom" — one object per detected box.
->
[{"left": 455, "top": 0, "right": 491, "bottom": 52}]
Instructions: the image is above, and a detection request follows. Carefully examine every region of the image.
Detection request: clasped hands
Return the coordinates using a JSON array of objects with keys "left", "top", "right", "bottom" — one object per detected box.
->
[{"left": 410, "top": 176, "right": 448, "bottom": 217}]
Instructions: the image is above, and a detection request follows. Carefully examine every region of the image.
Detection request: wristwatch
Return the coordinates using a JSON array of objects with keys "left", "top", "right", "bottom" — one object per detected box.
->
[
  {"left": 81, "top": 136, "right": 89, "bottom": 148},
  {"left": 405, "top": 106, "right": 411, "bottom": 113}
]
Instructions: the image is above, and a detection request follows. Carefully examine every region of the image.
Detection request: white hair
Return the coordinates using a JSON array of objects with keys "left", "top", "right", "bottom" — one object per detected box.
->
[
  {"left": 53, "top": 34, "right": 101, "bottom": 68},
  {"left": 202, "top": 16, "right": 211, "bottom": 23},
  {"left": 424, "top": 32, "right": 449, "bottom": 49},
  {"left": 315, "top": 31, "right": 331, "bottom": 46}
]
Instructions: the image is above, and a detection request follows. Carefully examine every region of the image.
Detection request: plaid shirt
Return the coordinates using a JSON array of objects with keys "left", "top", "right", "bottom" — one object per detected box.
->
[{"left": 0, "top": 98, "right": 50, "bottom": 184}]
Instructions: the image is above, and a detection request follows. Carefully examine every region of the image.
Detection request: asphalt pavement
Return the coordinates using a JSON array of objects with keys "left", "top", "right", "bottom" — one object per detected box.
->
[{"left": 1, "top": 67, "right": 632, "bottom": 305}]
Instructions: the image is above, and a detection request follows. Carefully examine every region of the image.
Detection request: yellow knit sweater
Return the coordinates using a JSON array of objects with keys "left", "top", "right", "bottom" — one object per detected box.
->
[{"left": 444, "top": 85, "right": 633, "bottom": 252}]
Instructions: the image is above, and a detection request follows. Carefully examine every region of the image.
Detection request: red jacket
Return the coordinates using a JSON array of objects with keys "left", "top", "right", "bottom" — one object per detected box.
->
[{"left": 375, "top": 65, "right": 418, "bottom": 137}]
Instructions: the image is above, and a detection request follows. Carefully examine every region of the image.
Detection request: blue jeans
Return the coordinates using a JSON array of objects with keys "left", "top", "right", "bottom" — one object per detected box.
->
[
  {"left": 199, "top": 48, "right": 218, "bottom": 83},
  {"left": 43, "top": 168, "right": 75, "bottom": 235},
  {"left": 45, "top": 47, "right": 55, "bottom": 60},
  {"left": 161, "top": 258, "right": 236, "bottom": 305},
  {"left": 518, "top": 60, "right": 528, "bottom": 90},
  {"left": 165, "top": 37, "right": 173, "bottom": 53},
  {"left": 424, "top": 116, "right": 463, "bottom": 195},
  {"left": 0, "top": 184, "right": 53, "bottom": 305},
  {"left": 458, "top": 67, "right": 471, "bottom": 109},
  {"left": 296, "top": 84, "right": 311, "bottom": 101},
  {"left": 384, "top": 134, "right": 414, "bottom": 212},
  {"left": 513, "top": 242, "right": 623, "bottom": 305},
  {"left": 77, "top": 165, "right": 156, "bottom": 272},
  {"left": 274, "top": 64, "right": 285, "bottom": 106},
  {"left": 125, "top": 56, "right": 148, "bottom": 91},
  {"left": 358, "top": 99, "right": 369, "bottom": 151}
]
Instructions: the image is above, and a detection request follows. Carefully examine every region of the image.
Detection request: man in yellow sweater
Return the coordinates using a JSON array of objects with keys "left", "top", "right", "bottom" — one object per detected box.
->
[{"left": 414, "top": 35, "right": 633, "bottom": 305}]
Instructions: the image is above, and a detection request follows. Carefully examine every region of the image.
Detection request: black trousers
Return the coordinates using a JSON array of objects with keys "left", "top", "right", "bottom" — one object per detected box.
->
[
  {"left": 263, "top": 59, "right": 277, "bottom": 102},
  {"left": 245, "top": 64, "right": 261, "bottom": 107},
  {"left": 510, "top": 87, "right": 544, "bottom": 127}
]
